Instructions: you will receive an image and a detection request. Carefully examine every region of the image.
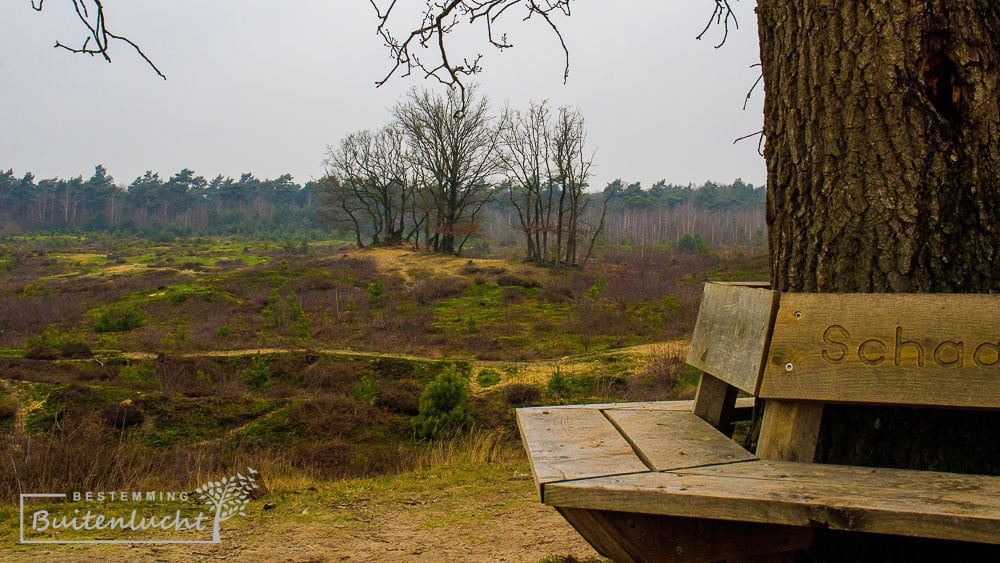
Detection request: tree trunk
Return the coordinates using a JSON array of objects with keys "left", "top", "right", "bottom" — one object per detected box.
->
[{"left": 758, "top": 1, "right": 1000, "bottom": 558}]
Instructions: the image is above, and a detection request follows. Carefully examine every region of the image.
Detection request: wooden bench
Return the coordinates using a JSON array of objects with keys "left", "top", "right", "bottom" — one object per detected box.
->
[{"left": 517, "top": 282, "right": 1000, "bottom": 561}]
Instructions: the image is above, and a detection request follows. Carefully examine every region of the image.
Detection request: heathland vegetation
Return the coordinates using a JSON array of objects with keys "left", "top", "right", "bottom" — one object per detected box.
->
[
  {"left": 0, "top": 234, "right": 766, "bottom": 505},
  {"left": 0, "top": 89, "right": 766, "bottom": 556}
]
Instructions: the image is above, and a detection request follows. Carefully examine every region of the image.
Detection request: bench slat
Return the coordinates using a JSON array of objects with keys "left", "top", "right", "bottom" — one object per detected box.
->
[
  {"left": 544, "top": 460, "right": 1000, "bottom": 544},
  {"left": 544, "top": 398, "right": 755, "bottom": 411},
  {"left": 604, "top": 410, "right": 755, "bottom": 471},
  {"left": 516, "top": 406, "right": 649, "bottom": 498},
  {"left": 688, "top": 282, "right": 778, "bottom": 394},
  {"left": 762, "top": 293, "right": 1000, "bottom": 409}
]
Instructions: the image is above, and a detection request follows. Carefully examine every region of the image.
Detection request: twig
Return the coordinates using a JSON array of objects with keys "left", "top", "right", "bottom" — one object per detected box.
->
[
  {"left": 696, "top": 0, "right": 739, "bottom": 49},
  {"left": 744, "top": 63, "right": 763, "bottom": 111},
  {"left": 33, "top": 0, "right": 165, "bottom": 79},
  {"left": 371, "top": 0, "right": 573, "bottom": 104},
  {"left": 734, "top": 130, "right": 766, "bottom": 156}
]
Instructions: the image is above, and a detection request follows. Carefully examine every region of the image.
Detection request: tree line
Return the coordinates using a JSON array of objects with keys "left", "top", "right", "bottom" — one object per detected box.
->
[
  {"left": 0, "top": 91, "right": 764, "bottom": 254},
  {"left": 0, "top": 166, "right": 320, "bottom": 239},
  {"left": 0, "top": 163, "right": 765, "bottom": 253},
  {"left": 481, "top": 178, "right": 765, "bottom": 255}
]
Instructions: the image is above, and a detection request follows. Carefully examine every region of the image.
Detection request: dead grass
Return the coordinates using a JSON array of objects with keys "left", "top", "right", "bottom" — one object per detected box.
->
[
  {"left": 1, "top": 452, "right": 600, "bottom": 562},
  {"left": 0, "top": 237, "right": 766, "bottom": 557}
]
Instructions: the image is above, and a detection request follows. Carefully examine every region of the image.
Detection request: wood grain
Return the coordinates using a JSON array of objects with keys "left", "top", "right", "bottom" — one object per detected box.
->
[
  {"left": 516, "top": 406, "right": 648, "bottom": 499},
  {"left": 756, "top": 400, "right": 824, "bottom": 462},
  {"left": 605, "top": 409, "right": 755, "bottom": 471},
  {"left": 761, "top": 292, "right": 1000, "bottom": 408},
  {"left": 542, "top": 398, "right": 755, "bottom": 411},
  {"left": 558, "top": 508, "right": 813, "bottom": 563},
  {"left": 688, "top": 282, "right": 778, "bottom": 394},
  {"left": 556, "top": 508, "right": 635, "bottom": 562},
  {"left": 545, "top": 460, "right": 1000, "bottom": 544},
  {"left": 693, "top": 371, "right": 739, "bottom": 433}
]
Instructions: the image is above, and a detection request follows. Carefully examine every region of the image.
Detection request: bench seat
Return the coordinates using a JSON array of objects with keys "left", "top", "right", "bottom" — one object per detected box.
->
[
  {"left": 518, "top": 402, "right": 1000, "bottom": 547},
  {"left": 520, "top": 284, "right": 1000, "bottom": 560}
]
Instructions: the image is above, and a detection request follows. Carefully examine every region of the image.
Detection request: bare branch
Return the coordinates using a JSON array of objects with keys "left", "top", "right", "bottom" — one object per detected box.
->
[
  {"left": 734, "top": 130, "right": 765, "bottom": 156},
  {"left": 371, "top": 1, "right": 574, "bottom": 102},
  {"left": 696, "top": 0, "right": 739, "bottom": 49},
  {"left": 32, "top": 0, "right": 165, "bottom": 79},
  {"left": 743, "top": 63, "right": 763, "bottom": 111}
]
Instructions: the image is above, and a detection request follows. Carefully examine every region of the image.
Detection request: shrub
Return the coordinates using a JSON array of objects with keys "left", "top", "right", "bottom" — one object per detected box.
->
[
  {"left": 153, "top": 230, "right": 176, "bottom": 243},
  {"left": 476, "top": 369, "right": 501, "bottom": 388},
  {"left": 94, "top": 307, "right": 144, "bottom": 333},
  {"left": 60, "top": 341, "right": 93, "bottom": 359},
  {"left": 412, "top": 366, "right": 471, "bottom": 441},
  {"left": 496, "top": 273, "right": 539, "bottom": 288},
  {"left": 119, "top": 361, "right": 158, "bottom": 386},
  {"left": 244, "top": 354, "right": 271, "bottom": 391},
  {"left": 677, "top": 233, "right": 709, "bottom": 255},
  {"left": 367, "top": 280, "right": 389, "bottom": 309},
  {"left": 504, "top": 383, "right": 541, "bottom": 406},
  {"left": 410, "top": 276, "right": 470, "bottom": 304},
  {"left": 101, "top": 400, "right": 145, "bottom": 428},
  {"left": 25, "top": 344, "right": 59, "bottom": 360},
  {"left": 375, "top": 380, "right": 422, "bottom": 415},
  {"left": 0, "top": 397, "right": 17, "bottom": 421},
  {"left": 27, "top": 326, "right": 66, "bottom": 349},
  {"left": 352, "top": 374, "right": 380, "bottom": 404},
  {"left": 546, "top": 368, "right": 570, "bottom": 400},
  {"left": 262, "top": 293, "right": 311, "bottom": 339},
  {"left": 500, "top": 287, "right": 526, "bottom": 305}
]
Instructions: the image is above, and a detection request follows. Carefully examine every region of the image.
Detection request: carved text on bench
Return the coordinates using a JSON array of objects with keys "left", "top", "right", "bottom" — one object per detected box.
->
[{"left": 821, "top": 325, "right": 998, "bottom": 368}]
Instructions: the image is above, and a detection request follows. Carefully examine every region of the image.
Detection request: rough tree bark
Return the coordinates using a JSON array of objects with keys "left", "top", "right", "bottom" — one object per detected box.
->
[{"left": 759, "top": 1, "right": 1000, "bottom": 558}]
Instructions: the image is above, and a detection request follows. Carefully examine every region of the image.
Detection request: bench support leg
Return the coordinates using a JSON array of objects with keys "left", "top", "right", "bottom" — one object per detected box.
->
[
  {"left": 757, "top": 400, "right": 824, "bottom": 462},
  {"left": 694, "top": 372, "right": 739, "bottom": 436},
  {"left": 557, "top": 507, "right": 814, "bottom": 563}
]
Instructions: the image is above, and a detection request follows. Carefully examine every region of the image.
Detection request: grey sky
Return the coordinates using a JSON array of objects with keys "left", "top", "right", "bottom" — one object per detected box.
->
[{"left": 0, "top": 1, "right": 765, "bottom": 191}]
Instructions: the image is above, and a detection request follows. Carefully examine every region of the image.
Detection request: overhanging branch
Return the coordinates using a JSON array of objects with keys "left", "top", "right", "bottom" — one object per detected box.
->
[
  {"left": 371, "top": 0, "right": 573, "bottom": 103},
  {"left": 32, "top": 0, "right": 165, "bottom": 79}
]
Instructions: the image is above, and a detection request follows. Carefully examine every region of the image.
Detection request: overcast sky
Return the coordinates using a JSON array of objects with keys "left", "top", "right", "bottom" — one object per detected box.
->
[{"left": 0, "top": 1, "right": 766, "bottom": 191}]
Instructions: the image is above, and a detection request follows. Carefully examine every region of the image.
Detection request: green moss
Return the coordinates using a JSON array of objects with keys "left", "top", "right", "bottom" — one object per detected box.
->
[
  {"left": 142, "top": 395, "right": 280, "bottom": 447},
  {"left": 476, "top": 369, "right": 501, "bottom": 388},
  {"left": 22, "top": 382, "right": 135, "bottom": 433},
  {"left": 432, "top": 282, "right": 579, "bottom": 355},
  {"left": 234, "top": 402, "right": 302, "bottom": 443}
]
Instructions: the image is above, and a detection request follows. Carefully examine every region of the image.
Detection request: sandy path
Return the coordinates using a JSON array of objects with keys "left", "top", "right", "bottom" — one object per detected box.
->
[{"left": 5, "top": 463, "right": 603, "bottom": 562}]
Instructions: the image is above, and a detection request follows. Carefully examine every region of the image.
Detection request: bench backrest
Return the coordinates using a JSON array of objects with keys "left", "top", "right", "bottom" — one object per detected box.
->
[{"left": 688, "top": 282, "right": 1000, "bottom": 410}]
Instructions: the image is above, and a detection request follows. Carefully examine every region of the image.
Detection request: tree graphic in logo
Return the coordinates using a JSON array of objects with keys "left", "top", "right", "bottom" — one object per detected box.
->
[{"left": 195, "top": 467, "right": 259, "bottom": 542}]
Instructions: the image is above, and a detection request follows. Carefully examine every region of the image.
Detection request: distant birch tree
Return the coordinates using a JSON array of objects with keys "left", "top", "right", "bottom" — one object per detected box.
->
[{"left": 500, "top": 101, "right": 603, "bottom": 267}]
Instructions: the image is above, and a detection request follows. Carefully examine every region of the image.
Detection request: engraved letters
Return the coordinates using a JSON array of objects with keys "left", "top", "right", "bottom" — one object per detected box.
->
[{"left": 819, "top": 324, "right": 997, "bottom": 369}]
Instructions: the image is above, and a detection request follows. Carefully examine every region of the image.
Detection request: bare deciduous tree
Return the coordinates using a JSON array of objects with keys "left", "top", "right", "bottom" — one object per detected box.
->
[
  {"left": 322, "top": 126, "right": 414, "bottom": 247},
  {"left": 548, "top": 106, "right": 594, "bottom": 267},
  {"left": 499, "top": 100, "right": 556, "bottom": 263},
  {"left": 394, "top": 87, "right": 503, "bottom": 254},
  {"left": 314, "top": 175, "right": 366, "bottom": 248},
  {"left": 500, "top": 101, "right": 604, "bottom": 267}
]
